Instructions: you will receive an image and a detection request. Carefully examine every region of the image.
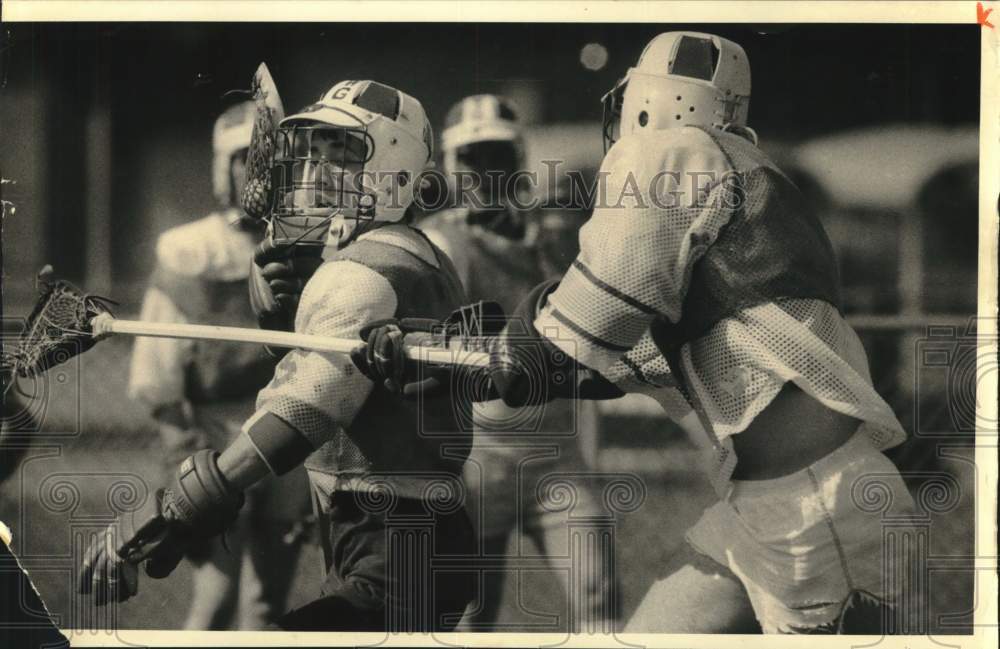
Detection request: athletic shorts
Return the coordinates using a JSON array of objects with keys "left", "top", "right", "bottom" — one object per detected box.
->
[{"left": 686, "top": 428, "right": 919, "bottom": 633}]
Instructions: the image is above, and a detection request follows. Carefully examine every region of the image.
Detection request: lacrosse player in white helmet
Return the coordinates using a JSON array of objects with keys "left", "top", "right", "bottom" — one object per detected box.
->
[
  {"left": 355, "top": 32, "right": 920, "bottom": 634},
  {"left": 125, "top": 100, "right": 310, "bottom": 630},
  {"left": 86, "top": 80, "right": 477, "bottom": 632},
  {"left": 420, "top": 95, "right": 619, "bottom": 632},
  {"left": 248, "top": 79, "right": 440, "bottom": 331}
]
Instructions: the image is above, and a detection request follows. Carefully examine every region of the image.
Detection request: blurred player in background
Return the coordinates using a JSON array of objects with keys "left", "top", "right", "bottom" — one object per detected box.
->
[
  {"left": 356, "top": 32, "right": 920, "bottom": 634},
  {"left": 419, "top": 95, "right": 618, "bottom": 631},
  {"left": 126, "top": 101, "right": 309, "bottom": 629},
  {"left": 87, "top": 81, "right": 476, "bottom": 631}
]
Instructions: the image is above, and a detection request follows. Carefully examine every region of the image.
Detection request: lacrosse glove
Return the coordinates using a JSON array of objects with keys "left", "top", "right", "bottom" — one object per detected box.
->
[
  {"left": 353, "top": 282, "right": 625, "bottom": 405},
  {"left": 249, "top": 239, "right": 324, "bottom": 333},
  {"left": 78, "top": 450, "right": 244, "bottom": 606},
  {"left": 350, "top": 301, "right": 506, "bottom": 399},
  {"left": 485, "top": 280, "right": 624, "bottom": 406}
]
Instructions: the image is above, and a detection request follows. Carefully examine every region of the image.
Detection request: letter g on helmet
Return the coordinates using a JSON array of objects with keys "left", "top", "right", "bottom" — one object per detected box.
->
[{"left": 275, "top": 80, "right": 433, "bottom": 227}]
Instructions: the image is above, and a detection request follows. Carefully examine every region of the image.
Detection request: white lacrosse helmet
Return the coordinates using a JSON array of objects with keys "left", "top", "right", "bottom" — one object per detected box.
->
[
  {"left": 269, "top": 80, "right": 433, "bottom": 245},
  {"left": 602, "top": 32, "right": 752, "bottom": 150},
  {"left": 212, "top": 101, "right": 255, "bottom": 206},
  {"left": 441, "top": 94, "right": 524, "bottom": 174}
]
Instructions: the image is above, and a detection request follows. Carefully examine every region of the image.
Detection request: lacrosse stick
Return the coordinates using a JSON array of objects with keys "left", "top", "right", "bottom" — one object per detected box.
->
[
  {"left": 240, "top": 62, "right": 284, "bottom": 222},
  {"left": 1, "top": 268, "right": 490, "bottom": 386}
]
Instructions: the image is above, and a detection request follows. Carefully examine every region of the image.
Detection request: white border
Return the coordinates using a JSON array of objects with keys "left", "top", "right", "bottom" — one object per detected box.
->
[
  {"left": 2, "top": 2, "right": 997, "bottom": 648},
  {"left": 0, "top": 1, "right": 975, "bottom": 24}
]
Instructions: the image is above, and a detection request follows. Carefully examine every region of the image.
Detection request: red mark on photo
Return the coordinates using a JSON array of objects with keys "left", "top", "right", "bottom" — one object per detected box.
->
[{"left": 978, "top": 2, "right": 994, "bottom": 28}]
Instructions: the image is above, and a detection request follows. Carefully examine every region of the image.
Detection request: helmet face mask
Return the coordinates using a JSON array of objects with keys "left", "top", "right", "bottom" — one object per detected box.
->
[
  {"left": 601, "top": 74, "right": 629, "bottom": 152},
  {"left": 265, "top": 80, "right": 433, "bottom": 246},
  {"left": 453, "top": 141, "right": 520, "bottom": 178},
  {"left": 270, "top": 122, "right": 377, "bottom": 245},
  {"left": 601, "top": 32, "right": 751, "bottom": 152},
  {"left": 451, "top": 140, "right": 521, "bottom": 209},
  {"left": 441, "top": 95, "right": 525, "bottom": 214}
]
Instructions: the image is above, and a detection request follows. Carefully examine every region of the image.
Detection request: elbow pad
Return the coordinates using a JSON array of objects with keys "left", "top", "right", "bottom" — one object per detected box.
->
[
  {"left": 490, "top": 279, "right": 622, "bottom": 406},
  {"left": 490, "top": 280, "right": 560, "bottom": 407},
  {"left": 243, "top": 411, "right": 315, "bottom": 476}
]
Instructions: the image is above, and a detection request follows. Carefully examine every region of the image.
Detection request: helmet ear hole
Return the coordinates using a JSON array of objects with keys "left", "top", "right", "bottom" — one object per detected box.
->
[{"left": 615, "top": 32, "right": 751, "bottom": 136}]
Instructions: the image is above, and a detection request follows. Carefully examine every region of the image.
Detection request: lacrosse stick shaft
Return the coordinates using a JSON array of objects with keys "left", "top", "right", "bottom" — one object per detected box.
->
[{"left": 90, "top": 314, "right": 491, "bottom": 368}]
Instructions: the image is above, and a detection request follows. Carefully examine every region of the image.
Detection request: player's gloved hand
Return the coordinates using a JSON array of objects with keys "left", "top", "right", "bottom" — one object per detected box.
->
[
  {"left": 78, "top": 450, "right": 244, "bottom": 606},
  {"left": 479, "top": 280, "right": 625, "bottom": 407},
  {"left": 350, "top": 301, "right": 505, "bottom": 399},
  {"left": 249, "top": 239, "right": 324, "bottom": 332}
]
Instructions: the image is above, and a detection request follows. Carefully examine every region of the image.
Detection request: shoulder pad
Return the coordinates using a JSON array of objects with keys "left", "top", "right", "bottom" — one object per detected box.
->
[
  {"left": 357, "top": 224, "right": 441, "bottom": 269},
  {"left": 155, "top": 212, "right": 254, "bottom": 279},
  {"left": 606, "top": 127, "right": 726, "bottom": 170},
  {"left": 419, "top": 211, "right": 473, "bottom": 252},
  {"left": 155, "top": 215, "right": 219, "bottom": 277},
  {"left": 420, "top": 207, "right": 470, "bottom": 228},
  {"left": 296, "top": 259, "right": 397, "bottom": 331},
  {"left": 602, "top": 128, "right": 732, "bottom": 207}
]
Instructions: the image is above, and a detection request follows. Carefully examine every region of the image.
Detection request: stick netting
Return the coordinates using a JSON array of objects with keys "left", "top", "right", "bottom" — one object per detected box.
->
[{"left": 2, "top": 268, "right": 116, "bottom": 381}]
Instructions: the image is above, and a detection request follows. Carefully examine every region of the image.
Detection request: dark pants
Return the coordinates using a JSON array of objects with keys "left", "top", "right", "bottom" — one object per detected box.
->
[{"left": 277, "top": 491, "right": 476, "bottom": 631}]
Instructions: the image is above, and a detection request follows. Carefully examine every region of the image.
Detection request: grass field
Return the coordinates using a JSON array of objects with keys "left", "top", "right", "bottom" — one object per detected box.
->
[{"left": 1, "top": 333, "right": 978, "bottom": 635}]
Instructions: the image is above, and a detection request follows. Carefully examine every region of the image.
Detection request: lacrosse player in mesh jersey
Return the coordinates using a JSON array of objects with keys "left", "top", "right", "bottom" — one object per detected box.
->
[
  {"left": 126, "top": 100, "right": 309, "bottom": 629},
  {"left": 419, "top": 95, "right": 618, "bottom": 631},
  {"left": 84, "top": 81, "right": 476, "bottom": 631},
  {"left": 355, "top": 33, "right": 920, "bottom": 634}
]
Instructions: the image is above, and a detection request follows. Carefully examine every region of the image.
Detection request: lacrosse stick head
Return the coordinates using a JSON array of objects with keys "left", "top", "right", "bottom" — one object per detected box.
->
[
  {"left": 1, "top": 267, "right": 116, "bottom": 381},
  {"left": 240, "top": 63, "right": 285, "bottom": 221}
]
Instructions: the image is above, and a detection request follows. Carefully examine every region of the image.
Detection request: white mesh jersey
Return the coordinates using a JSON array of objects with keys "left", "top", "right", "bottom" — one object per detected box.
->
[
  {"left": 534, "top": 127, "right": 907, "bottom": 489},
  {"left": 128, "top": 209, "right": 256, "bottom": 408},
  {"left": 250, "top": 257, "right": 391, "bottom": 448},
  {"left": 249, "top": 225, "right": 449, "bottom": 498}
]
